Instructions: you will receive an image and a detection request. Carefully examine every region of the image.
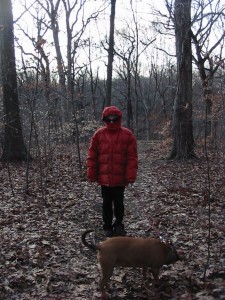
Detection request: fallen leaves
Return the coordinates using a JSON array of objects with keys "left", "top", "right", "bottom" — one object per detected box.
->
[{"left": 0, "top": 141, "right": 224, "bottom": 299}]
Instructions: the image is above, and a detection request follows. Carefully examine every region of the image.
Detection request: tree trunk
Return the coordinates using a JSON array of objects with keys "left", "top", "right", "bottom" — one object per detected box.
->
[
  {"left": 169, "top": 0, "right": 196, "bottom": 159},
  {"left": 49, "top": 0, "right": 67, "bottom": 123},
  {"left": 105, "top": 0, "right": 116, "bottom": 107},
  {"left": 0, "top": 0, "right": 28, "bottom": 161},
  {"left": 126, "top": 61, "right": 133, "bottom": 131}
]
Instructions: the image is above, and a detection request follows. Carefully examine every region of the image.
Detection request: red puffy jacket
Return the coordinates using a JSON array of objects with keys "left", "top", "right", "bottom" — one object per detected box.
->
[{"left": 87, "top": 106, "right": 138, "bottom": 187}]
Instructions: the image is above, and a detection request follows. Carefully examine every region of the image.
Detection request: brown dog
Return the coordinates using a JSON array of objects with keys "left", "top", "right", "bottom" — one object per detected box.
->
[{"left": 81, "top": 230, "right": 179, "bottom": 297}]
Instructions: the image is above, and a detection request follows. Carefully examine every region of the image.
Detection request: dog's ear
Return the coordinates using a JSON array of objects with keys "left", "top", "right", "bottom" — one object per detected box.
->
[{"left": 159, "top": 235, "right": 166, "bottom": 242}]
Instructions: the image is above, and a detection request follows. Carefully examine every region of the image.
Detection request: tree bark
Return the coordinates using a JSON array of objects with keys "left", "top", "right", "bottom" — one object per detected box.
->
[
  {"left": 169, "top": 0, "right": 196, "bottom": 159},
  {"left": 0, "top": 0, "right": 28, "bottom": 161}
]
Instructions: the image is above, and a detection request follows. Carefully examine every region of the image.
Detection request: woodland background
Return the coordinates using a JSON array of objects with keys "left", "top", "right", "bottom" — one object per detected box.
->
[
  {"left": 0, "top": 0, "right": 225, "bottom": 299},
  {"left": 0, "top": 0, "right": 224, "bottom": 154}
]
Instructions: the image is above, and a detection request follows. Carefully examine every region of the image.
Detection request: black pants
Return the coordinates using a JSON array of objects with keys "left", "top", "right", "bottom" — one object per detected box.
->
[{"left": 101, "top": 186, "right": 125, "bottom": 230}]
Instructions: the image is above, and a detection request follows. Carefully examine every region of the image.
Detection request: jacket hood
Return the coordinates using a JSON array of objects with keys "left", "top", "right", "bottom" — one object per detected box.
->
[{"left": 101, "top": 106, "right": 122, "bottom": 119}]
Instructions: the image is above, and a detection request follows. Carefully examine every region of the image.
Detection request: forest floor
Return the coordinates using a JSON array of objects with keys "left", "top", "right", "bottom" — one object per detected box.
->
[{"left": 0, "top": 140, "right": 224, "bottom": 300}]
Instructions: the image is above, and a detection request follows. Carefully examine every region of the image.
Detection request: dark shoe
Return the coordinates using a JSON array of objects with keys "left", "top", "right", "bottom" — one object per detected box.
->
[
  {"left": 103, "top": 225, "right": 113, "bottom": 237},
  {"left": 113, "top": 223, "right": 126, "bottom": 236},
  {"left": 104, "top": 229, "right": 113, "bottom": 237}
]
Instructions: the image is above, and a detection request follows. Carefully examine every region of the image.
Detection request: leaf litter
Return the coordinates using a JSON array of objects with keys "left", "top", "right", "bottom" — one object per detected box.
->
[{"left": 0, "top": 140, "right": 224, "bottom": 299}]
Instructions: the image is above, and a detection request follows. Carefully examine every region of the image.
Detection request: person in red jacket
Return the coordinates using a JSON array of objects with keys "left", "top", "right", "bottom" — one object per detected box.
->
[{"left": 87, "top": 106, "right": 138, "bottom": 237}]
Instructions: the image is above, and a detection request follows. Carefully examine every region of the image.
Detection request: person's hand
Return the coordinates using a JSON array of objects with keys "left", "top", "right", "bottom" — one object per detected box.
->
[
  {"left": 87, "top": 179, "right": 96, "bottom": 185},
  {"left": 128, "top": 183, "right": 134, "bottom": 189}
]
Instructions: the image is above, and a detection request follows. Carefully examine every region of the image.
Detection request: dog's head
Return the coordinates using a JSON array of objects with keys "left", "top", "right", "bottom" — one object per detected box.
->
[{"left": 165, "top": 241, "right": 180, "bottom": 264}]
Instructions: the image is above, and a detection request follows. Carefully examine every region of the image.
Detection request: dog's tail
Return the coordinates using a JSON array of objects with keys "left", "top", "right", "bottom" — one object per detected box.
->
[{"left": 81, "top": 229, "right": 98, "bottom": 251}]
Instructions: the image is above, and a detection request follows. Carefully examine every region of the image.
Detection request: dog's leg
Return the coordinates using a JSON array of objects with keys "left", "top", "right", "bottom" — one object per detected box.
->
[
  {"left": 101, "top": 290, "right": 108, "bottom": 300},
  {"left": 142, "top": 267, "right": 148, "bottom": 281},
  {"left": 99, "top": 260, "right": 114, "bottom": 299},
  {"left": 151, "top": 267, "right": 160, "bottom": 289}
]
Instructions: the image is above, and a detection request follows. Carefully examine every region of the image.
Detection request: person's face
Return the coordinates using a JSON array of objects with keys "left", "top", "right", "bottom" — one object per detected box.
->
[{"left": 104, "top": 114, "right": 120, "bottom": 123}]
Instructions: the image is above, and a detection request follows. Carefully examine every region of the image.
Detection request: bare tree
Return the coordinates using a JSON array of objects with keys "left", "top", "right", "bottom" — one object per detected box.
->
[
  {"left": 155, "top": 0, "right": 224, "bottom": 146},
  {"left": 114, "top": 28, "right": 135, "bottom": 130},
  {"left": 169, "top": 0, "right": 196, "bottom": 159},
  {"left": 85, "top": 37, "right": 100, "bottom": 119},
  {"left": 114, "top": 7, "right": 155, "bottom": 132},
  {"left": 191, "top": 0, "right": 225, "bottom": 139},
  {"left": 129, "top": 0, "right": 156, "bottom": 137},
  {"left": 0, "top": 0, "right": 28, "bottom": 161},
  {"left": 105, "top": 0, "right": 116, "bottom": 107}
]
